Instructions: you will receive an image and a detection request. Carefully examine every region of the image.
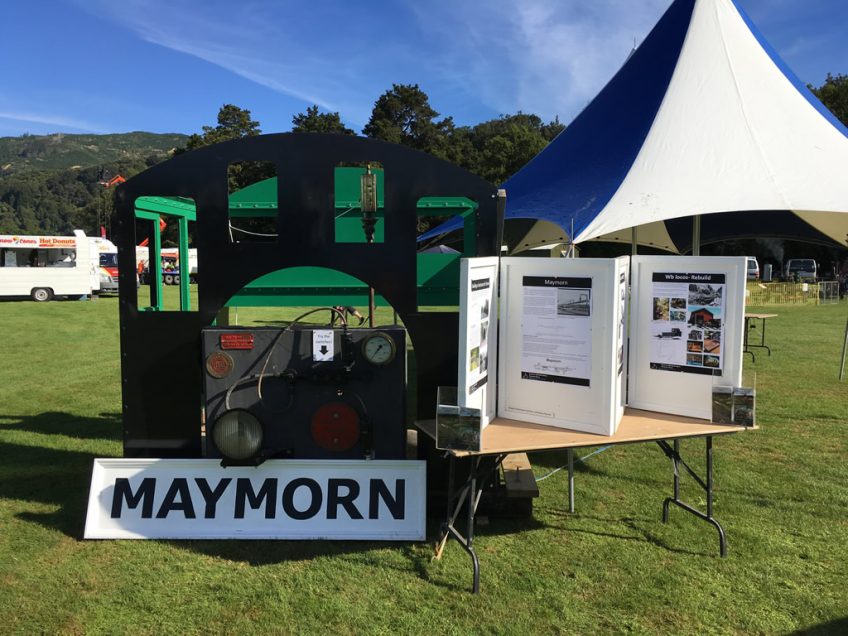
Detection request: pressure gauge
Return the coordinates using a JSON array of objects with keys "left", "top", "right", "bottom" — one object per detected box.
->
[{"left": 361, "top": 332, "right": 397, "bottom": 366}]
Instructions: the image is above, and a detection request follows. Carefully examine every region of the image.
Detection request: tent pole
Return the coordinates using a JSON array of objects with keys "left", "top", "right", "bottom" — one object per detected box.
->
[
  {"left": 631, "top": 227, "right": 638, "bottom": 256},
  {"left": 839, "top": 313, "right": 848, "bottom": 381},
  {"left": 692, "top": 215, "right": 701, "bottom": 256}
]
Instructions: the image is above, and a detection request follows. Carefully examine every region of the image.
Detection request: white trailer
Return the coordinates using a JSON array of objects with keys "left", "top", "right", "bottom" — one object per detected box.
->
[{"left": 0, "top": 230, "right": 94, "bottom": 301}]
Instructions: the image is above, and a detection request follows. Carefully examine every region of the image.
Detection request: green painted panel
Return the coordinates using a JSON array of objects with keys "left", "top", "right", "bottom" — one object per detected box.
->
[{"left": 135, "top": 196, "right": 197, "bottom": 221}]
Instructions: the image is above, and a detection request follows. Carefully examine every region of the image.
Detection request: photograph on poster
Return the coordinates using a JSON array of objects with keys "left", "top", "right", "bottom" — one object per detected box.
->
[
  {"left": 557, "top": 288, "right": 592, "bottom": 316},
  {"left": 649, "top": 272, "right": 726, "bottom": 376},
  {"left": 465, "top": 276, "right": 492, "bottom": 395},
  {"left": 688, "top": 307, "right": 722, "bottom": 328},
  {"left": 704, "top": 355, "right": 721, "bottom": 368},
  {"left": 653, "top": 297, "right": 670, "bottom": 320},
  {"left": 520, "top": 276, "right": 592, "bottom": 386},
  {"left": 689, "top": 283, "right": 723, "bottom": 306},
  {"left": 704, "top": 330, "right": 721, "bottom": 354},
  {"left": 687, "top": 341, "right": 704, "bottom": 353}
]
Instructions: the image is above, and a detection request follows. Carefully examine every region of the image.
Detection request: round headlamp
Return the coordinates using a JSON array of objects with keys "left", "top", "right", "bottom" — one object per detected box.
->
[{"left": 212, "top": 409, "right": 263, "bottom": 461}]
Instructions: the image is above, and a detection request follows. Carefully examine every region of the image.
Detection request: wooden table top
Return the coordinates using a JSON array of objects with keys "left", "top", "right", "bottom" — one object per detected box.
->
[
  {"left": 745, "top": 313, "right": 778, "bottom": 319},
  {"left": 417, "top": 407, "right": 750, "bottom": 457}
]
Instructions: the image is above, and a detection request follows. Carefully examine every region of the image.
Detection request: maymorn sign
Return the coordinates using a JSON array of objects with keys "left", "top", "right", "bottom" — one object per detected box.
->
[{"left": 85, "top": 459, "right": 426, "bottom": 540}]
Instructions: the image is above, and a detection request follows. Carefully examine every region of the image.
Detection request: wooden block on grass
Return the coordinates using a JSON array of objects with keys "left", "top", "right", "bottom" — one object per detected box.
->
[{"left": 502, "top": 453, "right": 539, "bottom": 499}]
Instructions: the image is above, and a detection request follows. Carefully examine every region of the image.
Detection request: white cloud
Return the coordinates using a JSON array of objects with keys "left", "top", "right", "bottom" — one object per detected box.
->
[
  {"left": 405, "top": 0, "right": 670, "bottom": 122},
  {"left": 0, "top": 110, "right": 107, "bottom": 133},
  {"left": 79, "top": 0, "right": 674, "bottom": 127}
]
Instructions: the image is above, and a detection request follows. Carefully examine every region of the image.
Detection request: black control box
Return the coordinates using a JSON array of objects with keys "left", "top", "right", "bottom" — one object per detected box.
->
[{"left": 201, "top": 326, "right": 407, "bottom": 462}]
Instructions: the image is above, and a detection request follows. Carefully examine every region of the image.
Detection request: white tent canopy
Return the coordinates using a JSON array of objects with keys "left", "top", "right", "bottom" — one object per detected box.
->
[
  {"left": 574, "top": 0, "right": 848, "bottom": 247},
  {"left": 417, "top": 0, "right": 848, "bottom": 253}
]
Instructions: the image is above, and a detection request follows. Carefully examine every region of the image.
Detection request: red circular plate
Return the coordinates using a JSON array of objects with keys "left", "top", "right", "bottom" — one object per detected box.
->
[{"left": 310, "top": 402, "right": 360, "bottom": 452}]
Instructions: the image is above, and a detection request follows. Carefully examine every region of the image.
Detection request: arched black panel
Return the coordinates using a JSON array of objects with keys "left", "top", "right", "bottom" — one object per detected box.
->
[{"left": 115, "top": 133, "right": 500, "bottom": 457}]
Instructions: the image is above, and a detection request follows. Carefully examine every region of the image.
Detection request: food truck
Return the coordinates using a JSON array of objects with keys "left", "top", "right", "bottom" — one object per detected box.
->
[{"left": 0, "top": 230, "right": 94, "bottom": 301}]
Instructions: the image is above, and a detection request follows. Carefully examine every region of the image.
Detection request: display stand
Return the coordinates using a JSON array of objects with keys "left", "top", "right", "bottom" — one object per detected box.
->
[
  {"left": 629, "top": 256, "right": 747, "bottom": 419},
  {"left": 457, "top": 257, "right": 499, "bottom": 425},
  {"left": 497, "top": 256, "right": 629, "bottom": 435},
  {"left": 419, "top": 409, "right": 748, "bottom": 593}
]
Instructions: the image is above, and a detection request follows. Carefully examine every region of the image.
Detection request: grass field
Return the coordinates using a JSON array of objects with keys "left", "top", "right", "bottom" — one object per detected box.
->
[{"left": 1, "top": 293, "right": 846, "bottom": 634}]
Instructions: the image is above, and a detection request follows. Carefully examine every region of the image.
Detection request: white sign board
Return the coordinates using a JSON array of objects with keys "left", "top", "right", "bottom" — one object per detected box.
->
[
  {"left": 85, "top": 459, "right": 426, "bottom": 540},
  {"left": 497, "top": 257, "right": 628, "bottom": 436},
  {"left": 457, "top": 257, "right": 499, "bottom": 426},
  {"left": 312, "top": 330, "right": 334, "bottom": 361},
  {"left": 629, "top": 256, "right": 746, "bottom": 419}
]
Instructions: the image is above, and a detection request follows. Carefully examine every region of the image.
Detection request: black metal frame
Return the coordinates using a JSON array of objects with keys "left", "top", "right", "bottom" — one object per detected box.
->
[
  {"left": 657, "top": 436, "right": 727, "bottom": 557},
  {"left": 114, "top": 133, "right": 501, "bottom": 458},
  {"left": 436, "top": 453, "right": 506, "bottom": 593},
  {"left": 743, "top": 315, "right": 772, "bottom": 362},
  {"left": 438, "top": 435, "right": 729, "bottom": 593}
]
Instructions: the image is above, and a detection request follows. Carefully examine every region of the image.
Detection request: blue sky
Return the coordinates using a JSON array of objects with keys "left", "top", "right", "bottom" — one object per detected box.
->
[{"left": 1, "top": 0, "right": 845, "bottom": 137}]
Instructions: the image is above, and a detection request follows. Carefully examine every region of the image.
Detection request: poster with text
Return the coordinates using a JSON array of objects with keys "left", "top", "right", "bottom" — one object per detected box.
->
[
  {"left": 649, "top": 272, "right": 725, "bottom": 375},
  {"left": 520, "top": 276, "right": 592, "bottom": 386},
  {"left": 465, "top": 274, "right": 493, "bottom": 397}
]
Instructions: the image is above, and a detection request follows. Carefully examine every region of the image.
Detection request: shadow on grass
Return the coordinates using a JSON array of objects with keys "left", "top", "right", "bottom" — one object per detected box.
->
[
  {"left": 0, "top": 412, "right": 544, "bottom": 591},
  {"left": 0, "top": 411, "right": 122, "bottom": 441},
  {"left": 791, "top": 617, "right": 848, "bottom": 635},
  {"left": 542, "top": 511, "right": 719, "bottom": 557},
  {"left": 0, "top": 439, "right": 100, "bottom": 538}
]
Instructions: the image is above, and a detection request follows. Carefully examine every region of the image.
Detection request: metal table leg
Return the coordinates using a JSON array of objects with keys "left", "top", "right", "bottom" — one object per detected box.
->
[
  {"left": 658, "top": 436, "right": 727, "bottom": 557},
  {"left": 435, "top": 453, "right": 505, "bottom": 593},
  {"left": 567, "top": 448, "right": 575, "bottom": 513}
]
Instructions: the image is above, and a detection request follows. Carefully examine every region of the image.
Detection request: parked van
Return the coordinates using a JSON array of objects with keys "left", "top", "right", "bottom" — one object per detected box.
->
[
  {"left": 0, "top": 230, "right": 94, "bottom": 301},
  {"left": 784, "top": 259, "right": 817, "bottom": 282},
  {"left": 746, "top": 257, "right": 759, "bottom": 280},
  {"left": 89, "top": 237, "right": 119, "bottom": 293}
]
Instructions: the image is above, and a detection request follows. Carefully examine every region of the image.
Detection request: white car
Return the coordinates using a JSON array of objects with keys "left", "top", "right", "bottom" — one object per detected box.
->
[{"left": 746, "top": 258, "right": 759, "bottom": 280}]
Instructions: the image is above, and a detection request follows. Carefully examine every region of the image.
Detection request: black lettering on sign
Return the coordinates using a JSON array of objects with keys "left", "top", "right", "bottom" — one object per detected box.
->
[
  {"left": 282, "top": 478, "right": 322, "bottom": 520},
  {"left": 369, "top": 479, "right": 405, "bottom": 520},
  {"left": 235, "top": 478, "right": 277, "bottom": 519},
  {"left": 195, "top": 478, "right": 232, "bottom": 518},
  {"left": 471, "top": 278, "right": 490, "bottom": 292},
  {"left": 156, "top": 478, "right": 196, "bottom": 519},
  {"left": 327, "top": 478, "right": 363, "bottom": 520},
  {"left": 111, "top": 477, "right": 156, "bottom": 518}
]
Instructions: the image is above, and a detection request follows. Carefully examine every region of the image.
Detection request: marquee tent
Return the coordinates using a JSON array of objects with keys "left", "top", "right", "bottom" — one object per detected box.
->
[{"left": 421, "top": 0, "right": 848, "bottom": 253}]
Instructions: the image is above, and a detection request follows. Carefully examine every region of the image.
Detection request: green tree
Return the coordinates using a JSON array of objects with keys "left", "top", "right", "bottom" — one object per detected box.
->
[
  {"left": 450, "top": 113, "right": 565, "bottom": 185},
  {"left": 809, "top": 73, "right": 848, "bottom": 126},
  {"left": 180, "top": 104, "right": 270, "bottom": 193},
  {"left": 292, "top": 105, "right": 355, "bottom": 135},
  {"left": 363, "top": 84, "right": 454, "bottom": 158},
  {"left": 183, "top": 104, "right": 262, "bottom": 151}
]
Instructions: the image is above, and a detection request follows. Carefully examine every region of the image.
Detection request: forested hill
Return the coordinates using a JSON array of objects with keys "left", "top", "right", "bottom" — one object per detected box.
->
[
  {"left": 0, "top": 131, "right": 187, "bottom": 175},
  {"left": 0, "top": 132, "right": 187, "bottom": 236}
]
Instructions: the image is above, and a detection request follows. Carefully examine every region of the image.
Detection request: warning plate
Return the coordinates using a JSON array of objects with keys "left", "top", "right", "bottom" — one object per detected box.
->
[{"left": 312, "top": 330, "right": 334, "bottom": 361}]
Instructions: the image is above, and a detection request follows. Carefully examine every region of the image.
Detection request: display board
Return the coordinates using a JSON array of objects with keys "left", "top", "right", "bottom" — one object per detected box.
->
[
  {"left": 629, "top": 256, "right": 746, "bottom": 419},
  {"left": 457, "top": 257, "right": 499, "bottom": 427},
  {"left": 497, "top": 256, "right": 628, "bottom": 435}
]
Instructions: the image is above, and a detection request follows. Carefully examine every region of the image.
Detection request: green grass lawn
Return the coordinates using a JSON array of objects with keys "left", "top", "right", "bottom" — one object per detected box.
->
[{"left": 0, "top": 293, "right": 846, "bottom": 634}]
